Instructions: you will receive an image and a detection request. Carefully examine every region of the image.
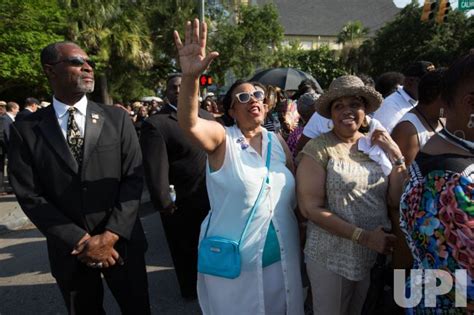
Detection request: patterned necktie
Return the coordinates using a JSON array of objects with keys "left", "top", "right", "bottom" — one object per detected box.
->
[{"left": 67, "top": 107, "right": 84, "bottom": 166}]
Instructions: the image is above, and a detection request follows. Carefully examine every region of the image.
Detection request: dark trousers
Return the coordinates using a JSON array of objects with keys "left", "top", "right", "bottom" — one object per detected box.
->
[
  {"left": 160, "top": 205, "right": 208, "bottom": 299},
  {"left": 0, "top": 152, "right": 5, "bottom": 192},
  {"left": 55, "top": 245, "right": 150, "bottom": 315}
]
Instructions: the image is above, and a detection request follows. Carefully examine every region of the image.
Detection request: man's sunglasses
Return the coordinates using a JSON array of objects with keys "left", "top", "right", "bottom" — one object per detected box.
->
[
  {"left": 235, "top": 90, "right": 265, "bottom": 103},
  {"left": 48, "top": 56, "right": 96, "bottom": 69}
]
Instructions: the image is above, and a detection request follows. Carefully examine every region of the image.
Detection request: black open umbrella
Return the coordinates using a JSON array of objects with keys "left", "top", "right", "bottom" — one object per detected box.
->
[{"left": 250, "top": 67, "right": 322, "bottom": 92}]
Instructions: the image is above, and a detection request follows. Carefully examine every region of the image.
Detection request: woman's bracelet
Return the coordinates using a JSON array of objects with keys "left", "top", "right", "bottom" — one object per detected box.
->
[
  {"left": 351, "top": 227, "right": 364, "bottom": 244},
  {"left": 392, "top": 155, "right": 405, "bottom": 166}
]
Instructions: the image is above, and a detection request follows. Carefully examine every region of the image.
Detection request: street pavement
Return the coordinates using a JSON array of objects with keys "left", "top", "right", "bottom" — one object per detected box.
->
[{"left": 0, "top": 199, "right": 201, "bottom": 315}]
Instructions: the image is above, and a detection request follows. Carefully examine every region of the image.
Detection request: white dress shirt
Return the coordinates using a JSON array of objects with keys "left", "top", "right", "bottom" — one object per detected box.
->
[
  {"left": 53, "top": 95, "right": 87, "bottom": 140},
  {"left": 373, "top": 86, "right": 417, "bottom": 133},
  {"left": 6, "top": 112, "right": 15, "bottom": 122},
  {"left": 302, "top": 112, "right": 332, "bottom": 139},
  {"left": 167, "top": 103, "right": 177, "bottom": 111}
]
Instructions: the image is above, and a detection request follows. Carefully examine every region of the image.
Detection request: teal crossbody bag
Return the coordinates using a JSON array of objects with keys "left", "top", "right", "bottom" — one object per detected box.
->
[{"left": 197, "top": 133, "right": 272, "bottom": 279}]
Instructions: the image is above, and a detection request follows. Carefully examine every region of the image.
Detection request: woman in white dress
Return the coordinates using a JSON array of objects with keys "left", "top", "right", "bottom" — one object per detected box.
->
[{"left": 173, "top": 20, "right": 304, "bottom": 315}]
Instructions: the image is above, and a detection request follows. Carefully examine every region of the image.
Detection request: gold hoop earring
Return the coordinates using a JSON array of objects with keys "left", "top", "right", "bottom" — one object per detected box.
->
[
  {"left": 327, "top": 119, "right": 333, "bottom": 130},
  {"left": 468, "top": 113, "right": 474, "bottom": 129},
  {"left": 362, "top": 116, "right": 369, "bottom": 128}
]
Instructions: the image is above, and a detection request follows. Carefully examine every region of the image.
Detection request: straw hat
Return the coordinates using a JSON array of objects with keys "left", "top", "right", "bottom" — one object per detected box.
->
[{"left": 315, "top": 75, "right": 383, "bottom": 119}]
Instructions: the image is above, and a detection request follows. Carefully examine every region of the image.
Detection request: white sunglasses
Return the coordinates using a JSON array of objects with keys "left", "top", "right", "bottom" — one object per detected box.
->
[{"left": 234, "top": 90, "right": 265, "bottom": 103}]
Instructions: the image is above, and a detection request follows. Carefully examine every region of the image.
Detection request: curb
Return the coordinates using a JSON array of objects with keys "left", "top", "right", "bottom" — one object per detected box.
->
[{"left": 0, "top": 198, "right": 31, "bottom": 234}]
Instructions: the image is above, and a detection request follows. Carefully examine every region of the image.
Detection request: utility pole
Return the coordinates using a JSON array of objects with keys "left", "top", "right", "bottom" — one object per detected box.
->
[
  {"left": 199, "top": 0, "right": 205, "bottom": 22},
  {"left": 199, "top": 0, "right": 206, "bottom": 99}
]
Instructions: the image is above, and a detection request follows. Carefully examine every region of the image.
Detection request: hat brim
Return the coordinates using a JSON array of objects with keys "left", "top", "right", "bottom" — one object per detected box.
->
[{"left": 315, "top": 86, "right": 383, "bottom": 118}]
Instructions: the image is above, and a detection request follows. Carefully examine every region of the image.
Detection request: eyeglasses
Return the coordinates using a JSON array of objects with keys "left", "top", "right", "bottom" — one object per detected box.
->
[
  {"left": 234, "top": 90, "right": 265, "bottom": 103},
  {"left": 48, "top": 56, "right": 96, "bottom": 69}
]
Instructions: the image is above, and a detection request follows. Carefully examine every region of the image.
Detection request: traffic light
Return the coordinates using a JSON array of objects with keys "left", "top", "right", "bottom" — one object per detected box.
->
[
  {"left": 436, "top": 0, "right": 450, "bottom": 24},
  {"left": 421, "top": 0, "right": 437, "bottom": 21},
  {"left": 199, "top": 74, "right": 213, "bottom": 87}
]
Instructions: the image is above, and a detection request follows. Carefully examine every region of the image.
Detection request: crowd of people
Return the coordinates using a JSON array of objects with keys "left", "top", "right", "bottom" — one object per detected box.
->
[{"left": 1, "top": 19, "right": 472, "bottom": 315}]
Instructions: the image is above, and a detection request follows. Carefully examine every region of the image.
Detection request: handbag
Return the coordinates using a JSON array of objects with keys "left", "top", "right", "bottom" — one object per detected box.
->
[
  {"left": 197, "top": 133, "right": 272, "bottom": 279},
  {"left": 362, "top": 254, "right": 399, "bottom": 314}
]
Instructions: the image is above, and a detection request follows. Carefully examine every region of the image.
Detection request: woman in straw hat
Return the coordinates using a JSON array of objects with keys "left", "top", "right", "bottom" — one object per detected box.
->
[
  {"left": 297, "top": 75, "right": 408, "bottom": 314},
  {"left": 173, "top": 20, "right": 304, "bottom": 314}
]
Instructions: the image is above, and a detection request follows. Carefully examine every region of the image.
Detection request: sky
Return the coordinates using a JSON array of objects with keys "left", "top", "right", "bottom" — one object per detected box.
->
[{"left": 393, "top": 0, "right": 424, "bottom": 7}]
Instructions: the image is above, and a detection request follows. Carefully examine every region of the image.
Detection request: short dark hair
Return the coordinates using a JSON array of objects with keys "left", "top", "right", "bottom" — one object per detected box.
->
[
  {"left": 441, "top": 50, "right": 474, "bottom": 108},
  {"left": 375, "top": 72, "right": 405, "bottom": 98},
  {"left": 357, "top": 74, "right": 375, "bottom": 88},
  {"left": 222, "top": 79, "right": 248, "bottom": 123},
  {"left": 291, "top": 79, "right": 323, "bottom": 100},
  {"left": 418, "top": 68, "right": 446, "bottom": 105},
  {"left": 166, "top": 73, "right": 182, "bottom": 85},
  {"left": 40, "top": 41, "right": 80, "bottom": 66},
  {"left": 25, "top": 97, "right": 39, "bottom": 106},
  {"left": 6, "top": 102, "right": 19, "bottom": 112}
]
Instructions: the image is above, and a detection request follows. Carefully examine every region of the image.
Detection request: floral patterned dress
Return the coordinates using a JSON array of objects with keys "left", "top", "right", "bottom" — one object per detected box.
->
[{"left": 400, "top": 152, "right": 474, "bottom": 314}]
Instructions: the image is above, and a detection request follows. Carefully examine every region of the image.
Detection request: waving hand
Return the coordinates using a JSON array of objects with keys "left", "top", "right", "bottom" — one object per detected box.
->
[{"left": 173, "top": 19, "right": 219, "bottom": 78}]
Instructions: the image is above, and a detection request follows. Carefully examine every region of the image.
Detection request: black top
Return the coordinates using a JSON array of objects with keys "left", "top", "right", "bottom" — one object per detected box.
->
[{"left": 415, "top": 152, "right": 474, "bottom": 178}]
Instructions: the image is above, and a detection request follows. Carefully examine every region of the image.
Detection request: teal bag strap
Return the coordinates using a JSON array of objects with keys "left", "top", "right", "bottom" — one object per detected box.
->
[
  {"left": 203, "top": 132, "right": 272, "bottom": 241},
  {"left": 238, "top": 133, "right": 272, "bottom": 245}
]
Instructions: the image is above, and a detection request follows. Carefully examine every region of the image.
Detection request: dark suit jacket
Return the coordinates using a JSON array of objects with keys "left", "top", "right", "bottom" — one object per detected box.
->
[
  {"left": 2, "top": 114, "right": 14, "bottom": 145},
  {"left": 140, "top": 104, "right": 213, "bottom": 212},
  {"left": 15, "top": 108, "right": 33, "bottom": 121},
  {"left": 8, "top": 100, "right": 145, "bottom": 278},
  {"left": 0, "top": 116, "right": 6, "bottom": 155}
]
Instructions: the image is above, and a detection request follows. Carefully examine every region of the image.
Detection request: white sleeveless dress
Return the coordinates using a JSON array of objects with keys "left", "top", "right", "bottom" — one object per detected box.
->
[{"left": 197, "top": 125, "right": 304, "bottom": 315}]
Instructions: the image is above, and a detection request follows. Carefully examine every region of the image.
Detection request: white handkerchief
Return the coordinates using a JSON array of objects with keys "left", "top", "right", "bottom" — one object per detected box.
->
[{"left": 358, "top": 118, "right": 392, "bottom": 176}]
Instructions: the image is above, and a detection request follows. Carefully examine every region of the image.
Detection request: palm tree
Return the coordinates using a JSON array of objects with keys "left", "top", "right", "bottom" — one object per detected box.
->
[
  {"left": 337, "top": 20, "right": 370, "bottom": 74},
  {"left": 337, "top": 20, "right": 370, "bottom": 47}
]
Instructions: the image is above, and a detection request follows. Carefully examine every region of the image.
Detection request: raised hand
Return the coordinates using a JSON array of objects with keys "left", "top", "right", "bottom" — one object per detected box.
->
[{"left": 174, "top": 19, "right": 219, "bottom": 78}]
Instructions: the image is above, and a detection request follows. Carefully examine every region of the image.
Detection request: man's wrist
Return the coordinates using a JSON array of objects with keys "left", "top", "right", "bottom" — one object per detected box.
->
[{"left": 103, "top": 230, "right": 119, "bottom": 243}]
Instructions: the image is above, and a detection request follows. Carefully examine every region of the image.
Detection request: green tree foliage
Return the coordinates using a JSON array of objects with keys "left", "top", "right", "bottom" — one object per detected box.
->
[
  {"left": 275, "top": 46, "right": 346, "bottom": 89},
  {"left": 144, "top": 0, "right": 197, "bottom": 92},
  {"left": 357, "top": 3, "right": 474, "bottom": 76},
  {"left": 61, "top": 0, "right": 155, "bottom": 103},
  {"left": 208, "top": 3, "right": 284, "bottom": 83},
  {"left": 0, "top": 0, "right": 66, "bottom": 101}
]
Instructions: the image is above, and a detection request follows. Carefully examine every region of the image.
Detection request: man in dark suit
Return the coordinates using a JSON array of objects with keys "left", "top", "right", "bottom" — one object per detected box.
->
[
  {"left": 140, "top": 74, "right": 212, "bottom": 300},
  {"left": 3, "top": 101, "right": 19, "bottom": 142},
  {"left": 8, "top": 41, "right": 150, "bottom": 314},
  {"left": 15, "top": 97, "right": 39, "bottom": 121},
  {"left": 0, "top": 106, "right": 5, "bottom": 195},
  {"left": 0, "top": 101, "right": 19, "bottom": 194}
]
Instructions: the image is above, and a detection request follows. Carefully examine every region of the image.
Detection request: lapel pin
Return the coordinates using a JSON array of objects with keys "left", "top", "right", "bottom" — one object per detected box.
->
[{"left": 91, "top": 113, "right": 99, "bottom": 124}]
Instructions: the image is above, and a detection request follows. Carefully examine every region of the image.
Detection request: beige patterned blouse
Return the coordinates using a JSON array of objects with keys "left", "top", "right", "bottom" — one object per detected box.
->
[{"left": 300, "top": 132, "right": 391, "bottom": 281}]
